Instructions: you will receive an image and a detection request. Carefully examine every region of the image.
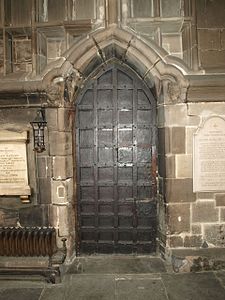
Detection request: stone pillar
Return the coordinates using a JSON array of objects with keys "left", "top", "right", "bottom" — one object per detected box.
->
[
  {"left": 28, "top": 104, "right": 75, "bottom": 256},
  {"left": 47, "top": 107, "right": 75, "bottom": 253},
  {"left": 157, "top": 80, "right": 200, "bottom": 254}
]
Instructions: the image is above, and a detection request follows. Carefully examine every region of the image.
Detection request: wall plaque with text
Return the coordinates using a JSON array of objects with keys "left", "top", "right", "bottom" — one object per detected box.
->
[
  {"left": 0, "top": 130, "right": 30, "bottom": 196},
  {"left": 193, "top": 116, "right": 225, "bottom": 192}
]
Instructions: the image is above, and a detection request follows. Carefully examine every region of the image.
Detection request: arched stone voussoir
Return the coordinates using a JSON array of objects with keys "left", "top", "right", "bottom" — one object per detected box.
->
[{"left": 41, "top": 25, "right": 189, "bottom": 103}]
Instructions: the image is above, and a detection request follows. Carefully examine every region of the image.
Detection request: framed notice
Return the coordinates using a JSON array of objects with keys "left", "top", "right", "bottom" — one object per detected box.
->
[
  {"left": 193, "top": 116, "right": 225, "bottom": 192},
  {"left": 0, "top": 130, "right": 31, "bottom": 196}
]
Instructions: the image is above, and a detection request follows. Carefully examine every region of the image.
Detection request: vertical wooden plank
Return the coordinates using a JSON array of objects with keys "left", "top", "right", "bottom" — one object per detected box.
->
[
  {"left": 113, "top": 66, "right": 118, "bottom": 250},
  {"left": 132, "top": 76, "right": 138, "bottom": 252},
  {"left": 93, "top": 79, "right": 98, "bottom": 251}
]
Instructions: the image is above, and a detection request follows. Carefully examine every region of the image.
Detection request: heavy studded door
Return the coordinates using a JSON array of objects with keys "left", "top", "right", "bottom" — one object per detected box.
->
[{"left": 76, "top": 65, "right": 157, "bottom": 254}]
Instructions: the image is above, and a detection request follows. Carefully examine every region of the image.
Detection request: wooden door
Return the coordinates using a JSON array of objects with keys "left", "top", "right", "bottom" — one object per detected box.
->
[{"left": 76, "top": 64, "right": 157, "bottom": 254}]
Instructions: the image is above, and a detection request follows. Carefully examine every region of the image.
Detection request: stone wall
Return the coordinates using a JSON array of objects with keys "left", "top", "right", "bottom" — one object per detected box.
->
[
  {"left": 0, "top": 0, "right": 225, "bottom": 261},
  {"left": 0, "top": 100, "right": 75, "bottom": 255},
  {"left": 196, "top": 0, "right": 225, "bottom": 72},
  {"left": 159, "top": 100, "right": 225, "bottom": 251},
  {"left": 0, "top": 1, "right": 224, "bottom": 76},
  {"left": 39, "top": 106, "right": 75, "bottom": 252}
]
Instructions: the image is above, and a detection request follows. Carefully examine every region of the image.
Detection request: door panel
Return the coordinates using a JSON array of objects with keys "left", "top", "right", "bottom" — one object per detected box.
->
[{"left": 76, "top": 65, "right": 157, "bottom": 254}]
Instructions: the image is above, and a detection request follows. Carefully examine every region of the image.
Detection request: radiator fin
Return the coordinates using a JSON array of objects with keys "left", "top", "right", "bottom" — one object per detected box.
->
[{"left": 0, "top": 227, "right": 57, "bottom": 257}]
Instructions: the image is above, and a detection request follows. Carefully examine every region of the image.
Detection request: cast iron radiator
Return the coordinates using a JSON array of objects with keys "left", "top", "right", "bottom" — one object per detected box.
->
[{"left": 0, "top": 227, "right": 57, "bottom": 257}]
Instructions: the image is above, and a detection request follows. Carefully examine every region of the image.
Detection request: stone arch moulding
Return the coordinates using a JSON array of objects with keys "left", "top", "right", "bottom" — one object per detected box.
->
[{"left": 42, "top": 25, "right": 189, "bottom": 105}]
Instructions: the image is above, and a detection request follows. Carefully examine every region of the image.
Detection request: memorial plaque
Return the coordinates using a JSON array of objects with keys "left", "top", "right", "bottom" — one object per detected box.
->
[
  {"left": 193, "top": 116, "right": 225, "bottom": 192},
  {"left": 0, "top": 130, "right": 30, "bottom": 196}
]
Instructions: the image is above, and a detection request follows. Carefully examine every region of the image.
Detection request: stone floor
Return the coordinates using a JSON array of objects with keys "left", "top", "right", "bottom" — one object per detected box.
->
[{"left": 0, "top": 256, "right": 225, "bottom": 300}]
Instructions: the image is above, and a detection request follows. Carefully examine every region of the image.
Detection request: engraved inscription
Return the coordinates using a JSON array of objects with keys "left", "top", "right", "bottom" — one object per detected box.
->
[
  {"left": 193, "top": 117, "right": 225, "bottom": 192},
  {"left": 0, "top": 131, "right": 30, "bottom": 196},
  {"left": 0, "top": 145, "right": 27, "bottom": 184}
]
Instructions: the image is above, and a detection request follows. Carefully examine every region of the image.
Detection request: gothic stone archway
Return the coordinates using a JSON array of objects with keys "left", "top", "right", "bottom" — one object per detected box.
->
[
  {"left": 75, "top": 64, "right": 157, "bottom": 254},
  {"left": 41, "top": 25, "right": 188, "bottom": 258}
]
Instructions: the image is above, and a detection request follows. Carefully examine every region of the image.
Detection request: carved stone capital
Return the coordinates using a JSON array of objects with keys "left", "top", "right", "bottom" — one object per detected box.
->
[
  {"left": 165, "top": 81, "right": 187, "bottom": 104},
  {"left": 46, "top": 70, "right": 82, "bottom": 107},
  {"left": 64, "top": 70, "right": 82, "bottom": 104},
  {"left": 46, "top": 79, "right": 64, "bottom": 107}
]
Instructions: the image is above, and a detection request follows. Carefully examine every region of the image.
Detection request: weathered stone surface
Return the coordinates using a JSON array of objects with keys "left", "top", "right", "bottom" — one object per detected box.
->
[
  {"left": 39, "top": 177, "right": 51, "bottom": 204},
  {"left": 58, "top": 108, "right": 73, "bottom": 132},
  {"left": 50, "top": 204, "right": 72, "bottom": 245},
  {"left": 162, "top": 34, "right": 182, "bottom": 54},
  {"left": 186, "top": 127, "right": 197, "bottom": 154},
  {"left": 165, "top": 178, "right": 196, "bottom": 203},
  {"left": 37, "top": 156, "right": 52, "bottom": 178},
  {"left": 204, "top": 224, "right": 225, "bottom": 247},
  {"left": 58, "top": 205, "right": 69, "bottom": 236},
  {"left": 168, "top": 203, "right": 190, "bottom": 234},
  {"left": 162, "top": 272, "right": 225, "bottom": 299},
  {"left": 0, "top": 208, "right": 18, "bottom": 227},
  {"left": 187, "top": 102, "right": 225, "bottom": 116},
  {"left": 19, "top": 205, "right": 49, "bottom": 227},
  {"left": 220, "top": 208, "right": 225, "bottom": 221},
  {"left": 158, "top": 127, "right": 171, "bottom": 155},
  {"left": 51, "top": 178, "right": 73, "bottom": 205},
  {"left": 221, "top": 29, "right": 225, "bottom": 49},
  {"left": 52, "top": 155, "right": 73, "bottom": 179},
  {"left": 161, "top": 0, "right": 181, "bottom": 17},
  {"left": 192, "top": 200, "right": 219, "bottom": 223},
  {"left": 169, "top": 235, "right": 184, "bottom": 247},
  {"left": 47, "top": 38, "right": 66, "bottom": 61},
  {"left": 66, "top": 178, "right": 73, "bottom": 203},
  {"left": 192, "top": 225, "right": 202, "bottom": 235},
  {"left": 45, "top": 108, "right": 58, "bottom": 131},
  {"left": 196, "top": 0, "right": 225, "bottom": 28},
  {"left": 158, "top": 154, "right": 166, "bottom": 178},
  {"left": 158, "top": 105, "right": 200, "bottom": 127},
  {"left": 175, "top": 154, "right": 192, "bottom": 178},
  {"left": 158, "top": 177, "right": 165, "bottom": 196},
  {"left": 158, "top": 154, "right": 175, "bottom": 178},
  {"left": 13, "top": 39, "right": 32, "bottom": 72},
  {"left": 200, "top": 50, "right": 225, "bottom": 70},
  {"left": 184, "top": 235, "right": 202, "bottom": 247},
  {"left": 215, "top": 194, "right": 225, "bottom": 206},
  {"left": 171, "top": 127, "right": 185, "bottom": 154},
  {"left": 198, "top": 29, "right": 221, "bottom": 50},
  {"left": 187, "top": 83, "right": 225, "bottom": 102},
  {"left": 0, "top": 288, "right": 42, "bottom": 300},
  {"left": 196, "top": 192, "right": 214, "bottom": 200},
  {"left": 165, "top": 81, "right": 183, "bottom": 103},
  {"left": 158, "top": 195, "right": 166, "bottom": 235},
  {"left": 49, "top": 131, "right": 72, "bottom": 156}
]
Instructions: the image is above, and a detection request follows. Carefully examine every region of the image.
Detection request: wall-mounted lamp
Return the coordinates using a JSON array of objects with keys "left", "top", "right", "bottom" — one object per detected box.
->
[{"left": 30, "top": 108, "right": 47, "bottom": 153}]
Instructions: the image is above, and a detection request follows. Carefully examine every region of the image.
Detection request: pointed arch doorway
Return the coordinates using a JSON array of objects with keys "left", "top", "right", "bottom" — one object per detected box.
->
[{"left": 75, "top": 63, "right": 157, "bottom": 254}]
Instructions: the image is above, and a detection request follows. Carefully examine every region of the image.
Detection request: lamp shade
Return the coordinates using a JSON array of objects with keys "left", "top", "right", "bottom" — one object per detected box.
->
[{"left": 30, "top": 108, "right": 47, "bottom": 153}]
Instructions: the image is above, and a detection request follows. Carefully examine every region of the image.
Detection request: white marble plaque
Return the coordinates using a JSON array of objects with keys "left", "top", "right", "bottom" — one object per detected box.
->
[
  {"left": 0, "top": 130, "right": 31, "bottom": 195},
  {"left": 193, "top": 116, "right": 225, "bottom": 192}
]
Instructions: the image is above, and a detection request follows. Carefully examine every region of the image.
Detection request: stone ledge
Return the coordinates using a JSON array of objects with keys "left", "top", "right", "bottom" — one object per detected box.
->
[
  {"left": 0, "top": 256, "right": 49, "bottom": 268},
  {"left": 187, "top": 75, "right": 225, "bottom": 102}
]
